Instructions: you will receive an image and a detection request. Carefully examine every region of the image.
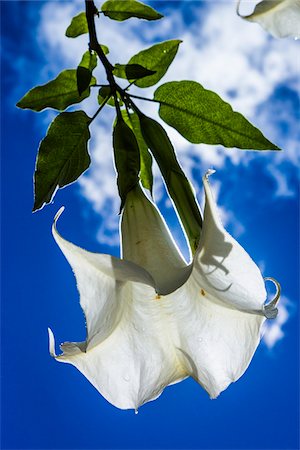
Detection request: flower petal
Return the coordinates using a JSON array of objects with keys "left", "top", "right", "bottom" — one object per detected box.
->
[
  {"left": 121, "top": 185, "right": 192, "bottom": 295},
  {"left": 171, "top": 280, "right": 265, "bottom": 398},
  {"left": 237, "top": 0, "right": 300, "bottom": 38},
  {"left": 193, "top": 171, "right": 269, "bottom": 316},
  {"left": 50, "top": 283, "right": 187, "bottom": 410},
  {"left": 52, "top": 207, "right": 155, "bottom": 347}
]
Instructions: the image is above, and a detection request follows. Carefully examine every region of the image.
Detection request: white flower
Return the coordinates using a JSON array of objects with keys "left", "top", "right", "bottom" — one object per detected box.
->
[
  {"left": 48, "top": 171, "right": 280, "bottom": 411},
  {"left": 237, "top": 0, "right": 300, "bottom": 38}
]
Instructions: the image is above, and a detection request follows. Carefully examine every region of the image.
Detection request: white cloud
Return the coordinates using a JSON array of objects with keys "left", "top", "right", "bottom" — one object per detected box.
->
[
  {"left": 266, "top": 164, "right": 295, "bottom": 198},
  {"left": 262, "top": 295, "right": 291, "bottom": 348}
]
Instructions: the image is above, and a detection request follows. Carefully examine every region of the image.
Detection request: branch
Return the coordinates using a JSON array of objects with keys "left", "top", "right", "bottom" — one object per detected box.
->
[{"left": 85, "top": 0, "right": 116, "bottom": 88}]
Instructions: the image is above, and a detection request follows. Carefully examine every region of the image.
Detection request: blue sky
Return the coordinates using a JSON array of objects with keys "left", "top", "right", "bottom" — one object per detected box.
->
[{"left": 1, "top": 1, "right": 299, "bottom": 449}]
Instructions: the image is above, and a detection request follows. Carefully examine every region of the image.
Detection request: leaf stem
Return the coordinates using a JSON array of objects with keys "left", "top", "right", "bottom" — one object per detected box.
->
[
  {"left": 92, "top": 86, "right": 162, "bottom": 109},
  {"left": 124, "top": 81, "right": 135, "bottom": 90},
  {"left": 127, "top": 93, "right": 161, "bottom": 105},
  {"left": 91, "top": 84, "right": 110, "bottom": 88},
  {"left": 114, "top": 94, "right": 122, "bottom": 120},
  {"left": 89, "top": 95, "right": 110, "bottom": 123}
]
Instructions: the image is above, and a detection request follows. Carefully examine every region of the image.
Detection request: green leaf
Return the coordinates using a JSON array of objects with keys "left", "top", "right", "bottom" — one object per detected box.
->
[
  {"left": 98, "top": 86, "right": 111, "bottom": 104},
  {"left": 99, "top": 44, "right": 110, "bottom": 55},
  {"left": 113, "top": 116, "right": 140, "bottom": 209},
  {"left": 78, "top": 50, "right": 98, "bottom": 71},
  {"left": 77, "top": 51, "right": 98, "bottom": 95},
  {"left": 101, "top": 0, "right": 163, "bottom": 21},
  {"left": 33, "top": 111, "right": 91, "bottom": 211},
  {"left": 113, "top": 63, "right": 155, "bottom": 80},
  {"left": 128, "top": 40, "right": 182, "bottom": 88},
  {"left": 97, "top": 87, "right": 124, "bottom": 107},
  {"left": 77, "top": 67, "right": 92, "bottom": 97},
  {"left": 65, "top": 12, "right": 88, "bottom": 38},
  {"left": 138, "top": 113, "right": 202, "bottom": 252},
  {"left": 154, "top": 81, "right": 280, "bottom": 150},
  {"left": 122, "top": 111, "right": 153, "bottom": 193},
  {"left": 17, "top": 70, "right": 96, "bottom": 112}
]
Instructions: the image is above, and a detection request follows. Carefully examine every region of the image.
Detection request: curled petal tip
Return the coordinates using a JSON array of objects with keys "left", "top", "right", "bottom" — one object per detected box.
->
[
  {"left": 204, "top": 169, "right": 216, "bottom": 180},
  {"left": 236, "top": 0, "right": 246, "bottom": 18},
  {"left": 264, "top": 305, "right": 278, "bottom": 319},
  {"left": 48, "top": 327, "right": 57, "bottom": 357},
  {"left": 263, "top": 277, "right": 281, "bottom": 319},
  {"left": 54, "top": 206, "right": 65, "bottom": 224}
]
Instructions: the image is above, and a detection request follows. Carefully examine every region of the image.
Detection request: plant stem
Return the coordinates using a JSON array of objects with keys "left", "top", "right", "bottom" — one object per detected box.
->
[
  {"left": 91, "top": 84, "right": 110, "bottom": 88},
  {"left": 127, "top": 93, "right": 161, "bottom": 105},
  {"left": 89, "top": 95, "right": 110, "bottom": 123},
  {"left": 85, "top": 0, "right": 116, "bottom": 89}
]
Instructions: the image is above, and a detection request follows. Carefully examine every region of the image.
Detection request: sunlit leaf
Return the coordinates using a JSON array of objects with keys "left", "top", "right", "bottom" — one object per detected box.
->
[
  {"left": 101, "top": 0, "right": 163, "bottom": 21},
  {"left": 138, "top": 113, "right": 202, "bottom": 251},
  {"left": 65, "top": 12, "right": 88, "bottom": 38},
  {"left": 79, "top": 51, "right": 98, "bottom": 72},
  {"left": 77, "top": 51, "right": 98, "bottom": 95},
  {"left": 99, "top": 44, "right": 110, "bottom": 55},
  {"left": 128, "top": 40, "right": 182, "bottom": 88},
  {"left": 97, "top": 87, "right": 124, "bottom": 107},
  {"left": 17, "top": 70, "right": 96, "bottom": 112},
  {"left": 113, "top": 63, "right": 155, "bottom": 80},
  {"left": 113, "top": 116, "right": 140, "bottom": 209},
  {"left": 122, "top": 111, "right": 153, "bottom": 193},
  {"left": 98, "top": 86, "right": 111, "bottom": 104},
  {"left": 33, "top": 111, "right": 91, "bottom": 211},
  {"left": 154, "top": 81, "right": 280, "bottom": 150}
]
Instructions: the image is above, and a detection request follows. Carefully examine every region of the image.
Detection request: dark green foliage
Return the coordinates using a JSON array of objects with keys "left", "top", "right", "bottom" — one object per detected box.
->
[
  {"left": 113, "top": 63, "right": 155, "bottom": 81},
  {"left": 33, "top": 111, "right": 91, "bottom": 211},
  {"left": 77, "top": 51, "right": 98, "bottom": 95},
  {"left": 20, "top": 0, "right": 279, "bottom": 217},
  {"left": 101, "top": 0, "right": 163, "bottom": 21},
  {"left": 128, "top": 40, "right": 182, "bottom": 88},
  {"left": 98, "top": 86, "right": 112, "bottom": 105},
  {"left": 138, "top": 113, "right": 202, "bottom": 251},
  {"left": 155, "top": 81, "right": 280, "bottom": 150},
  {"left": 65, "top": 12, "right": 89, "bottom": 38},
  {"left": 17, "top": 70, "right": 96, "bottom": 112},
  {"left": 113, "top": 117, "right": 140, "bottom": 209},
  {"left": 122, "top": 111, "right": 153, "bottom": 193},
  {"left": 97, "top": 87, "right": 124, "bottom": 107}
]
